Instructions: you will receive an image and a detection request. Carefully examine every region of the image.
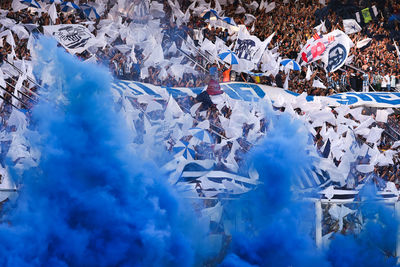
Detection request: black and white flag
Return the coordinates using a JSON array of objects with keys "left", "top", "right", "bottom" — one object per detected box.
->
[
  {"left": 233, "top": 25, "right": 268, "bottom": 72},
  {"left": 43, "top": 24, "right": 94, "bottom": 54}
]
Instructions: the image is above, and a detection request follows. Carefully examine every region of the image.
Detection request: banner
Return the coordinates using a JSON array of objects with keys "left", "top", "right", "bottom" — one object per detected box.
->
[
  {"left": 112, "top": 80, "right": 400, "bottom": 108},
  {"left": 43, "top": 24, "right": 94, "bottom": 54}
]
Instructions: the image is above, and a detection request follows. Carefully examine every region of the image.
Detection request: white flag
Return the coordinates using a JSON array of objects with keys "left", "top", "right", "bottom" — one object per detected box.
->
[
  {"left": 265, "top": 2, "right": 275, "bottom": 13},
  {"left": 355, "top": 12, "right": 361, "bottom": 23},
  {"left": 314, "top": 20, "right": 327, "bottom": 33},
  {"left": 356, "top": 38, "right": 372, "bottom": 49},
  {"left": 312, "top": 79, "right": 326, "bottom": 89},
  {"left": 283, "top": 75, "right": 289, "bottom": 90},
  {"left": 0, "top": 69, "right": 6, "bottom": 88},
  {"left": 306, "top": 65, "right": 312, "bottom": 81},
  {"left": 49, "top": 3, "right": 58, "bottom": 24},
  {"left": 43, "top": 24, "right": 94, "bottom": 54},
  {"left": 343, "top": 19, "right": 362, "bottom": 34},
  {"left": 371, "top": 5, "right": 378, "bottom": 17},
  {"left": 394, "top": 41, "right": 400, "bottom": 60},
  {"left": 376, "top": 109, "right": 388, "bottom": 123}
]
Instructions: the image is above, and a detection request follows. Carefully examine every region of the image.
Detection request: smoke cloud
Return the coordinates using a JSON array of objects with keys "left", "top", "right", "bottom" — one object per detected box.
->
[
  {"left": 0, "top": 38, "right": 202, "bottom": 267},
  {"left": 221, "top": 111, "right": 398, "bottom": 267}
]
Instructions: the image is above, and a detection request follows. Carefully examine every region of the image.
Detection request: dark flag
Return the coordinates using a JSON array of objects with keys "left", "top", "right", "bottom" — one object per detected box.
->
[{"left": 322, "top": 139, "right": 331, "bottom": 158}]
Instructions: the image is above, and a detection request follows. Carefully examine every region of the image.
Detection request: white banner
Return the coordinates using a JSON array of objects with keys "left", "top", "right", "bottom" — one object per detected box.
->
[
  {"left": 43, "top": 24, "right": 94, "bottom": 54},
  {"left": 112, "top": 80, "right": 400, "bottom": 109}
]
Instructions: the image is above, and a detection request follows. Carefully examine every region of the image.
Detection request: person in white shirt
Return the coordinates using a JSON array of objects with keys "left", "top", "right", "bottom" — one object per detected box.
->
[
  {"left": 391, "top": 74, "right": 396, "bottom": 91},
  {"left": 383, "top": 74, "right": 390, "bottom": 91}
]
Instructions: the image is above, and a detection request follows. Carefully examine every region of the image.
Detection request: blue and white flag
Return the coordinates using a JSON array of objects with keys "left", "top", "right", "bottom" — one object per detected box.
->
[
  {"left": 60, "top": 1, "right": 80, "bottom": 12},
  {"left": 343, "top": 19, "right": 362, "bottom": 35},
  {"left": 321, "top": 30, "right": 353, "bottom": 73},
  {"left": 20, "top": 0, "right": 41, "bottom": 8}
]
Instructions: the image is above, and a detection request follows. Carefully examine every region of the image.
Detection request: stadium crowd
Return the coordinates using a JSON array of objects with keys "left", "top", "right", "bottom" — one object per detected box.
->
[{"left": 0, "top": 0, "right": 398, "bottom": 189}]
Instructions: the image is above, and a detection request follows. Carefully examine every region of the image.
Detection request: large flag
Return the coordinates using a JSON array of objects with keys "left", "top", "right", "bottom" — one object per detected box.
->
[
  {"left": 298, "top": 30, "right": 352, "bottom": 73},
  {"left": 297, "top": 32, "right": 336, "bottom": 64},
  {"left": 233, "top": 25, "right": 269, "bottom": 72},
  {"left": 43, "top": 24, "right": 95, "bottom": 54},
  {"left": 343, "top": 19, "right": 362, "bottom": 34},
  {"left": 321, "top": 30, "right": 353, "bottom": 73}
]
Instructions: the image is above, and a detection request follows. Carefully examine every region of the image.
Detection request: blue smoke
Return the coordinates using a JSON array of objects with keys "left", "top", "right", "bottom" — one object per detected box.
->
[
  {"left": 0, "top": 38, "right": 202, "bottom": 267},
  {"left": 327, "top": 184, "right": 397, "bottom": 267},
  {"left": 0, "top": 38, "right": 397, "bottom": 267},
  {"left": 221, "top": 112, "right": 330, "bottom": 267},
  {"left": 220, "top": 110, "right": 398, "bottom": 267}
]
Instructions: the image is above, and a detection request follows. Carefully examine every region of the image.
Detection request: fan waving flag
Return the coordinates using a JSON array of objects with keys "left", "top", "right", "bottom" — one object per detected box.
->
[{"left": 218, "top": 50, "right": 239, "bottom": 65}]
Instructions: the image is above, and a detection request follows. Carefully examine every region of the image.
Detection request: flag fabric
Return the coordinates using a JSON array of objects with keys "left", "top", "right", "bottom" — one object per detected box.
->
[
  {"left": 283, "top": 75, "right": 289, "bottom": 90},
  {"left": 43, "top": 24, "right": 94, "bottom": 54},
  {"left": 221, "top": 17, "right": 236, "bottom": 26},
  {"left": 280, "top": 59, "right": 301, "bottom": 71},
  {"left": 361, "top": 7, "right": 372, "bottom": 23},
  {"left": 298, "top": 30, "right": 340, "bottom": 64},
  {"left": 306, "top": 65, "right": 312, "bottom": 81},
  {"left": 343, "top": 19, "right": 362, "bottom": 34},
  {"left": 20, "top": 0, "right": 41, "bottom": 8},
  {"left": 80, "top": 4, "right": 100, "bottom": 20},
  {"left": 202, "top": 9, "right": 219, "bottom": 20},
  {"left": 322, "top": 139, "right": 331, "bottom": 158},
  {"left": 48, "top": 3, "right": 58, "bottom": 24},
  {"left": 218, "top": 50, "right": 239, "bottom": 65},
  {"left": 314, "top": 20, "right": 327, "bottom": 33},
  {"left": 233, "top": 25, "right": 269, "bottom": 72},
  {"left": 312, "top": 79, "right": 326, "bottom": 89},
  {"left": 355, "top": 12, "right": 361, "bottom": 23},
  {"left": 60, "top": 1, "right": 80, "bottom": 12},
  {"left": 394, "top": 41, "right": 400, "bottom": 61},
  {"left": 313, "top": 32, "right": 321, "bottom": 40},
  {"left": 371, "top": 5, "right": 378, "bottom": 17},
  {"left": 356, "top": 38, "right": 372, "bottom": 49},
  {"left": 321, "top": 30, "right": 353, "bottom": 73},
  {"left": 264, "top": 2, "right": 275, "bottom": 13}
]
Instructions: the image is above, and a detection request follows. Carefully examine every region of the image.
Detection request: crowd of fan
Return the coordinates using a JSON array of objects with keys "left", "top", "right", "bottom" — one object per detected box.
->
[
  {"left": 0, "top": 0, "right": 399, "bottom": 188},
  {"left": 164, "top": 0, "right": 400, "bottom": 95},
  {"left": 0, "top": 0, "right": 398, "bottom": 107}
]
